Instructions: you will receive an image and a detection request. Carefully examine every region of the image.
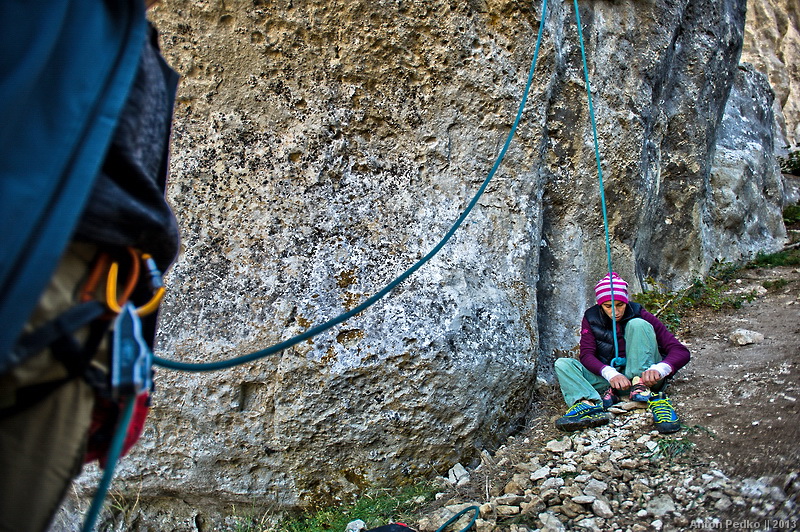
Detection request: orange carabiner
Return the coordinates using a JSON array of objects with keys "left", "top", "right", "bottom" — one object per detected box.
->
[{"left": 105, "top": 248, "right": 165, "bottom": 316}]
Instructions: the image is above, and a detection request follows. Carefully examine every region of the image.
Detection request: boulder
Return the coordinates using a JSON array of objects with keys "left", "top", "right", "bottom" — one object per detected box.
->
[{"left": 65, "top": 0, "right": 793, "bottom": 526}]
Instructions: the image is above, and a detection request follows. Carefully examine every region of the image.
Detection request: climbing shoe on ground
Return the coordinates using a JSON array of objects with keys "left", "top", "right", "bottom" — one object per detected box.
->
[
  {"left": 601, "top": 387, "right": 621, "bottom": 410},
  {"left": 649, "top": 392, "right": 681, "bottom": 434},
  {"left": 629, "top": 376, "right": 651, "bottom": 402},
  {"left": 555, "top": 401, "right": 610, "bottom": 432}
]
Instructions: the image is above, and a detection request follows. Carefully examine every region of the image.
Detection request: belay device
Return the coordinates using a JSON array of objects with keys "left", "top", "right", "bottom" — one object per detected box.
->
[
  {"left": 82, "top": 302, "right": 155, "bottom": 531},
  {"left": 111, "top": 302, "right": 153, "bottom": 398}
]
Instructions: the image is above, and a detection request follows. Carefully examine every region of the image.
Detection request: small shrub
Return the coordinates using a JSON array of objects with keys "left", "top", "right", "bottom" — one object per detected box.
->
[
  {"left": 778, "top": 148, "right": 800, "bottom": 176},
  {"left": 646, "top": 437, "right": 695, "bottom": 463},
  {"left": 683, "top": 276, "right": 755, "bottom": 311},
  {"left": 784, "top": 204, "right": 800, "bottom": 226},
  {"left": 707, "top": 260, "right": 742, "bottom": 283},
  {"left": 749, "top": 249, "right": 800, "bottom": 268},
  {"left": 635, "top": 261, "right": 755, "bottom": 333},
  {"left": 763, "top": 278, "right": 790, "bottom": 291},
  {"left": 635, "top": 278, "right": 683, "bottom": 331}
]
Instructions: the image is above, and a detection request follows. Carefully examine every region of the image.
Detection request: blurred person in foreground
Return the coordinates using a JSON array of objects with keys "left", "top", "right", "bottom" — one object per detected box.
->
[{"left": 0, "top": 1, "right": 180, "bottom": 530}]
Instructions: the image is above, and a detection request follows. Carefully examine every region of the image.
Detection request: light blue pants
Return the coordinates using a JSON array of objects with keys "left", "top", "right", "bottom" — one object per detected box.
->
[{"left": 554, "top": 318, "right": 661, "bottom": 406}]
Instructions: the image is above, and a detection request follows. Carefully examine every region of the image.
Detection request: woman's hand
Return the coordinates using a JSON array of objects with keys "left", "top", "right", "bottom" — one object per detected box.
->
[
  {"left": 640, "top": 369, "right": 663, "bottom": 387},
  {"left": 610, "top": 374, "right": 631, "bottom": 390}
]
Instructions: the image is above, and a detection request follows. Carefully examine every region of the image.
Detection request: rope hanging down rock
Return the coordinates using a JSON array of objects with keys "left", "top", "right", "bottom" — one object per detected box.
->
[
  {"left": 152, "top": 0, "right": 552, "bottom": 373},
  {"left": 572, "top": 0, "right": 622, "bottom": 363}
]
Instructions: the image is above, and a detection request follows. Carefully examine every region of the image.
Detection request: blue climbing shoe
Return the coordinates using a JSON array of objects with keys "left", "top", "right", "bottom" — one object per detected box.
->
[
  {"left": 649, "top": 392, "right": 681, "bottom": 434},
  {"left": 629, "top": 376, "right": 651, "bottom": 402},
  {"left": 555, "top": 401, "right": 610, "bottom": 432},
  {"left": 601, "top": 387, "right": 621, "bottom": 410}
]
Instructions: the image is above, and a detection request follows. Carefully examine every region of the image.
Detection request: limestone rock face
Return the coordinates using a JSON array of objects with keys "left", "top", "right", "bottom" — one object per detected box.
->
[
  {"left": 67, "top": 0, "right": 789, "bottom": 525},
  {"left": 536, "top": 0, "right": 772, "bottom": 371},
  {"left": 704, "top": 63, "right": 787, "bottom": 263},
  {"left": 741, "top": 0, "right": 800, "bottom": 148}
]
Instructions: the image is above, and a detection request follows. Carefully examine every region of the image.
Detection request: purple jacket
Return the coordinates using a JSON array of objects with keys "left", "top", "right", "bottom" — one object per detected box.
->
[{"left": 579, "top": 304, "right": 690, "bottom": 377}]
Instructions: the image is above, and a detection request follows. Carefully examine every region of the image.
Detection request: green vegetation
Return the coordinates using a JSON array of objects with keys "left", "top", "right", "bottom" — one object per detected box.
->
[
  {"left": 646, "top": 437, "right": 695, "bottom": 463},
  {"left": 267, "top": 482, "right": 439, "bottom": 532},
  {"left": 763, "top": 278, "right": 790, "bottom": 291},
  {"left": 102, "top": 485, "right": 142, "bottom": 530},
  {"left": 232, "top": 503, "right": 272, "bottom": 532},
  {"left": 684, "top": 423, "right": 716, "bottom": 439},
  {"left": 784, "top": 204, "right": 800, "bottom": 226},
  {"left": 682, "top": 265, "right": 755, "bottom": 312},
  {"left": 778, "top": 148, "right": 800, "bottom": 176},
  {"left": 749, "top": 248, "right": 800, "bottom": 268},
  {"left": 633, "top": 281, "right": 684, "bottom": 331},
  {"left": 636, "top": 261, "right": 754, "bottom": 332},
  {"left": 635, "top": 246, "right": 799, "bottom": 334}
]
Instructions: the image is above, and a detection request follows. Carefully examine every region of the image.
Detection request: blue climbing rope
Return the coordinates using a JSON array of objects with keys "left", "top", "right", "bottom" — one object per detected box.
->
[
  {"left": 435, "top": 505, "right": 480, "bottom": 532},
  {"left": 572, "top": 0, "right": 621, "bottom": 365},
  {"left": 81, "top": 395, "right": 136, "bottom": 532},
  {"left": 81, "top": 4, "right": 551, "bottom": 529},
  {"left": 153, "top": 0, "right": 551, "bottom": 373}
]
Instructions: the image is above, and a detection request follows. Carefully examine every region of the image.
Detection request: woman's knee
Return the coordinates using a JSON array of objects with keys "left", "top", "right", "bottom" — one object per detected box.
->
[
  {"left": 554, "top": 357, "right": 580, "bottom": 374},
  {"left": 626, "top": 317, "right": 654, "bottom": 334}
]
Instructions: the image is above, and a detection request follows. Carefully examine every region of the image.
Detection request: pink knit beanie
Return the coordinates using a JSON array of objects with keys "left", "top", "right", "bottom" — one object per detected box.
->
[{"left": 595, "top": 272, "right": 629, "bottom": 305}]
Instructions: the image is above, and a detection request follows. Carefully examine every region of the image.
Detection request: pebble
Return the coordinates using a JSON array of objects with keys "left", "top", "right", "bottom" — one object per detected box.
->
[
  {"left": 447, "top": 463, "right": 470, "bottom": 486},
  {"left": 546, "top": 439, "right": 572, "bottom": 453},
  {"left": 592, "top": 499, "right": 614, "bottom": 518},
  {"left": 531, "top": 465, "right": 551, "bottom": 480},
  {"left": 404, "top": 409, "right": 798, "bottom": 531},
  {"left": 583, "top": 479, "right": 608, "bottom": 498},
  {"left": 541, "top": 477, "right": 565, "bottom": 490},
  {"left": 646, "top": 494, "right": 676, "bottom": 516},
  {"left": 344, "top": 519, "right": 366, "bottom": 532},
  {"left": 496, "top": 504, "right": 520, "bottom": 516},
  {"left": 538, "top": 512, "right": 566, "bottom": 532},
  {"left": 495, "top": 494, "right": 525, "bottom": 506}
]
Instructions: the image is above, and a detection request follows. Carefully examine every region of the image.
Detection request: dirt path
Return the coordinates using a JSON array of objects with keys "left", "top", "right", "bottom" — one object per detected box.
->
[{"left": 674, "top": 265, "right": 800, "bottom": 479}]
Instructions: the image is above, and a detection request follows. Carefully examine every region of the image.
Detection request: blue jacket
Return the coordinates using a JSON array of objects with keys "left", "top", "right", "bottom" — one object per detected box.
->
[{"left": 0, "top": 1, "right": 148, "bottom": 370}]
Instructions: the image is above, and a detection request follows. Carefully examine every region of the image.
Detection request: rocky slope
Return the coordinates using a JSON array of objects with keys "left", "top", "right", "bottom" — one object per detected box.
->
[{"left": 419, "top": 412, "right": 797, "bottom": 532}]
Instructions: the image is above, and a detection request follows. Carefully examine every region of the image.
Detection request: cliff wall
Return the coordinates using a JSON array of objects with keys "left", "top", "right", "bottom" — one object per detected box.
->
[{"left": 61, "top": 0, "right": 793, "bottom": 527}]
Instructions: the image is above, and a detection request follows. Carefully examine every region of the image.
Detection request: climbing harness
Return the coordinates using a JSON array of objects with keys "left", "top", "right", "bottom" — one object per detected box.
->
[{"left": 78, "top": 250, "right": 164, "bottom": 532}]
